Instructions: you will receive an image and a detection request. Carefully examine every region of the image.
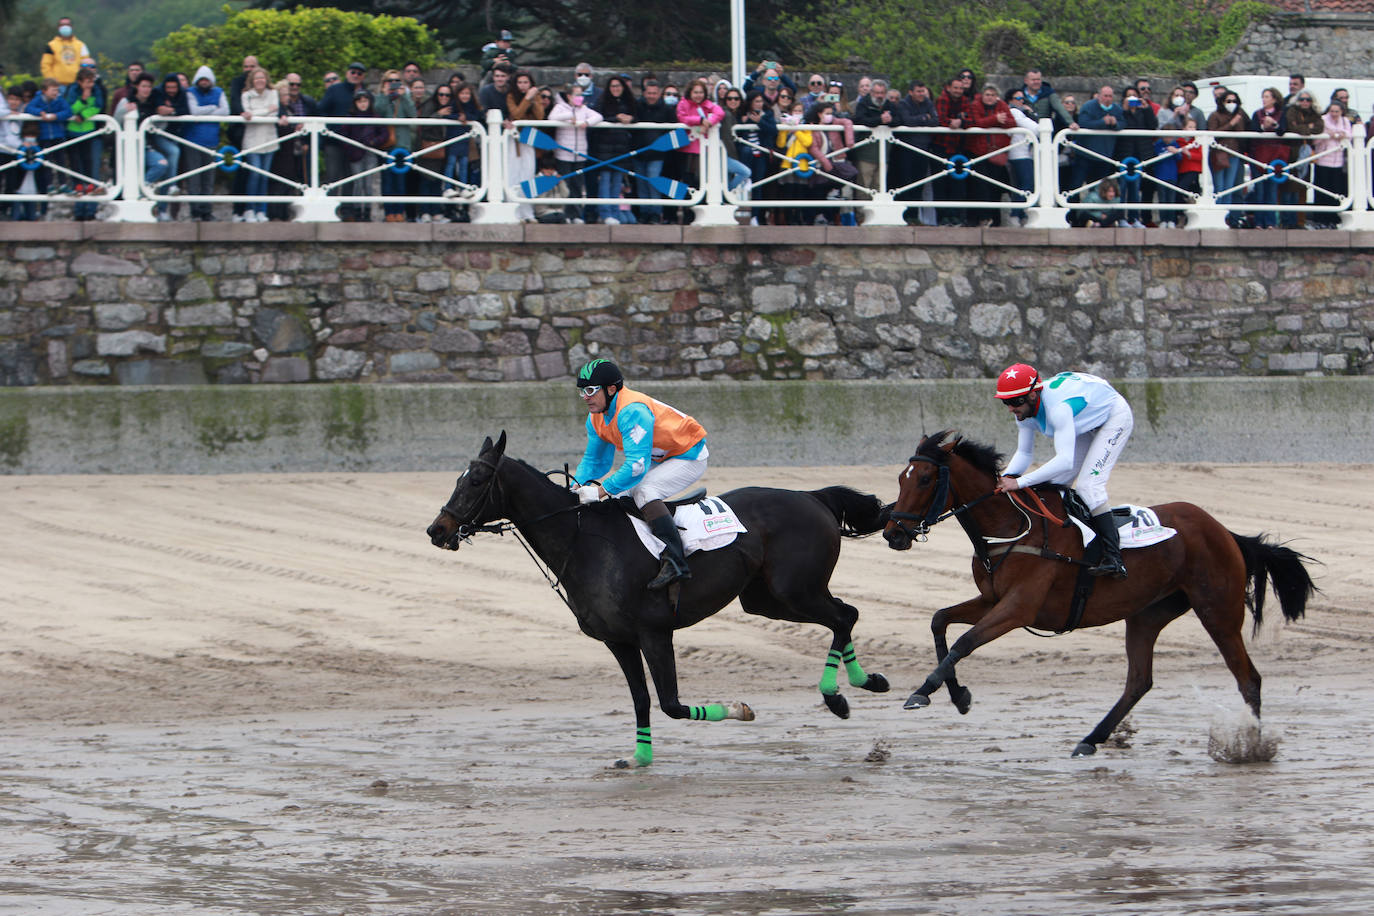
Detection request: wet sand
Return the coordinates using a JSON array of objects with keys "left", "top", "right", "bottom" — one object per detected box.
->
[{"left": 2, "top": 462, "right": 1371, "bottom": 914}]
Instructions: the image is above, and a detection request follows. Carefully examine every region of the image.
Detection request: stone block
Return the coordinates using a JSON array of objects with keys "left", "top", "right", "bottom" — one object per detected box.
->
[
  {"left": 219, "top": 278, "right": 259, "bottom": 298},
  {"left": 827, "top": 226, "right": 915, "bottom": 245},
  {"left": 683, "top": 226, "right": 745, "bottom": 244},
  {"left": 983, "top": 228, "right": 1047, "bottom": 246},
  {"left": 751, "top": 284, "right": 798, "bottom": 314},
  {"left": 95, "top": 303, "right": 150, "bottom": 330},
  {"left": 1283, "top": 229, "right": 1352, "bottom": 249},
  {"left": 167, "top": 302, "right": 235, "bottom": 327},
  {"left": 525, "top": 223, "right": 610, "bottom": 244},
  {"left": 416, "top": 270, "right": 451, "bottom": 292},
  {"left": 175, "top": 276, "right": 214, "bottom": 302},
  {"left": 97, "top": 330, "right": 167, "bottom": 356},
  {"left": 21, "top": 277, "right": 80, "bottom": 303},
  {"left": 1143, "top": 228, "right": 1198, "bottom": 248},
  {"left": 742, "top": 226, "right": 825, "bottom": 245},
  {"left": 260, "top": 356, "right": 312, "bottom": 383},
  {"left": 251, "top": 309, "right": 313, "bottom": 352},
  {"left": 202, "top": 341, "right": 255, "bottom": 359},
  {"left": 316, "top": 346, "right": 367, "bottom": 379},
  {"left": 611, "top": 225, "right": 684, "bottom": 245},
  {"left": 114, "top": 358, "right": 208, "bottom": 385},
  {"left": 72, "top": 251, "right": 143, "bottom": 275},
  {"left": 431, "top": 223, "right": 524, "bottom": 243},
  {"left": 853, "top": 281, "right": 901, "bottom": 317},
  {"left": 390, "top": 351, "right": 442, "bottom": 374},
  {"left": 916, "top": 226, "right": 983, "bottom": 246},
  {"left": 1044, "top": 228, "right": 1114, "bottom": 246}
]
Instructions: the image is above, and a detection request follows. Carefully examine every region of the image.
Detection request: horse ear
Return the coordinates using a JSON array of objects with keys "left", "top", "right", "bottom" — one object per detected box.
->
[
  {"left": 938, "top": 429, "right": 960, "bottom": 452},
  {"left": 481, "top": 435, "right": 493, "bottom": 452},
  {"left": 494, "top": 430, "right": 507, "bottom": 454}
]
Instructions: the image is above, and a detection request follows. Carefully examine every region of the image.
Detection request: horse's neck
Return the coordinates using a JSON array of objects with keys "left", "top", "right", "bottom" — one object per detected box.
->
[
  {"left": 499, "top": 463, "right": 581, "bottom": 559},
  {"left": 953, "top": 463, "right": 1023, "bottom": 542}
]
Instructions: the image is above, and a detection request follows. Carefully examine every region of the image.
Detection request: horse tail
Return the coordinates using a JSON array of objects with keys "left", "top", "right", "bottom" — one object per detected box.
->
[
  {"left": 809, "top": 486, "right": 888, "bottom": 537},
  {"left": 1230, "top": 532, "right": 1317, "bottom": 631}
]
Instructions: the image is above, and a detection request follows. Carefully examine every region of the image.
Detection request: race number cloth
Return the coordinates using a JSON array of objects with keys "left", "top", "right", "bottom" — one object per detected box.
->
[
  {"left": 630, "top": 496, "right": 748, "bottom": 557},
  {"left": 1071, "top": 505, "right": 1177, "bottom": 549}
]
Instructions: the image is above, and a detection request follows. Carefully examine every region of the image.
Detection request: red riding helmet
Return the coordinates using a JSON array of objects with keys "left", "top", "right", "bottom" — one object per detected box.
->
[{"left": 995, "top": 363, "right": 1041, "bottom": 399}]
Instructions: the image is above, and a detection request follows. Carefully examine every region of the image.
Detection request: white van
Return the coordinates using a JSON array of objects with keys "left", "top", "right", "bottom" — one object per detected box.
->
[{"left": 1197, "top": 74, "right": 1374, "bottom": 120}]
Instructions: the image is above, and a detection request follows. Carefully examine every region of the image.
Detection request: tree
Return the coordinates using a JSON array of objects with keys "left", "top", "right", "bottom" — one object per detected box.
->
[{"left": 153, "top": 6, "right": 440, "bottom": 98}]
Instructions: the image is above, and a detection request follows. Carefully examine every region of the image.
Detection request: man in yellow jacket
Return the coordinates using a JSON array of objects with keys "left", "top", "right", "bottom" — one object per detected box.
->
[{"left": 41, "top": 17, "right": 91, "bottom": 86}]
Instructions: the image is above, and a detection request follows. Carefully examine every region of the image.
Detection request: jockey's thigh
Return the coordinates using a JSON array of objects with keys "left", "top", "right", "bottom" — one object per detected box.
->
[
  {"left": 1073, "top": 396, "right": 1134, "bottom": 511},
  {"left": 629, "top": 453, "right": 709, "bottom": 508}
]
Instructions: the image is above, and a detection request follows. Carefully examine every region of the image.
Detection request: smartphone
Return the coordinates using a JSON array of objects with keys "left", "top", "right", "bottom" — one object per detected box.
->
[{"left": 822, "top": 93, "right": 838, "bottom": 103}]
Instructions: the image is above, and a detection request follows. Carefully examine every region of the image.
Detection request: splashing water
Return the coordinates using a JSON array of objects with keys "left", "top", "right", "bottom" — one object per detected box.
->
[{"left": 1202, "top": 697, "right": 1280, "bottom": 764}]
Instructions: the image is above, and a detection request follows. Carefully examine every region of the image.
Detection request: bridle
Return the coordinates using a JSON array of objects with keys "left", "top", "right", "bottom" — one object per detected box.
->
[
  {"left": 436, "top": 454, "right": 511, "bottom": 548},
  {"left": 886, "top": 453, "right": 1003, "bottom": 542}
]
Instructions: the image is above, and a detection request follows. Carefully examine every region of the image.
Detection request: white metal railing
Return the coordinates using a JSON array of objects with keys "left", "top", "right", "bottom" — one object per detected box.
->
[
  {"left": 0, "top": 114, "right": 124, "bottom": 212},
  {"left": 3, "top": 109, "right": 1372, "bottom": 228}
]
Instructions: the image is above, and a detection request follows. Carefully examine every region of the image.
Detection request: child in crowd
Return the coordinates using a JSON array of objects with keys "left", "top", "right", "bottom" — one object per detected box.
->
[
  {"left": 1077, "top": 176, "right": 1120, "bottom": 228},
  {"left": 11, "top": 122, "right": 44, "bottom": 220}
]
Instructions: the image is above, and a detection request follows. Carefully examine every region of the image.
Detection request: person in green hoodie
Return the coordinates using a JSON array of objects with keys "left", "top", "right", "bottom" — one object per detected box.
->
[{"left": 64, "top": 66, "right": 105, "bottom": 217}]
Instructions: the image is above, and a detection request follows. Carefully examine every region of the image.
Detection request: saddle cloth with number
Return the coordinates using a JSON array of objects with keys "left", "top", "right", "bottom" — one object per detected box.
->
[
  {"left": 630, "top": 496, "right": 748, "bottom": 558},
  {"left": 1071, "top": 505, "right": 1177, "bottom": 549}
]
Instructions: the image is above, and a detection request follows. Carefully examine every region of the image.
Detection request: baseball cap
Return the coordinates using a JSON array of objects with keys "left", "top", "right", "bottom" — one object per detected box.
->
[
  {"left": 347, "top": 62, "right": 366, "bottom": 72},
  {"left": 500, "top": 29, "right": 514, "bottom": 40}
]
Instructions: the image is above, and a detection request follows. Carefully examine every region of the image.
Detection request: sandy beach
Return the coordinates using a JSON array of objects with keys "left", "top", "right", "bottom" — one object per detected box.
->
[{"left": 2, "top": 459, "right": 1371, "bottom": 914}]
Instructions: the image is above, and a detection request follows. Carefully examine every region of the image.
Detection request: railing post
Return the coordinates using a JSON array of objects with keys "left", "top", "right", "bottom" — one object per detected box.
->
[
  {"left": 860, "top": 125, "right": 904, "bottom": 226},
  {"left": 472, "top": 108, "right": 520, "bottom": 223},
  {"left": 693, "top": 123, "right": 737, "bottom": 226},
  {"left": 294, "top": 119, "right": 337, "bottom": 222},
  {"left": 1024, "top": 118, "right": 1064, "bottom": 228},
  {"left": 108, "top": 106, "right": 156, "bottom": 222},
  {"left": 1186, "top": 133, "right": 1228, "bottom": 229},
  {"left": 1341, "top": 122, "right": 1372, "bottom": 229}
]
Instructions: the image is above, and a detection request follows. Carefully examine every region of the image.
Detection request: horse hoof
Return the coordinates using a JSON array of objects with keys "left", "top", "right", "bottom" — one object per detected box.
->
[
  {"left": 860, "top": 673, "right": 890, "bottom": 694},
  {"left": 903, "top": 692, "right": 931, "bottom": 710},
  {"left": 822, "top": 692, "right": 850, "bottom": 719},
  {"left": 728, "top": 701, "right": 756, "bottom": 722},
  {"left": 613, "top": 758, "right": 631, "bottom": 769},
  {"left": 1071, "top": 742, "right": 1097, "bottom": 758},
  {"left": 951, "top": 686, "right": 973, "bottom": 715}
]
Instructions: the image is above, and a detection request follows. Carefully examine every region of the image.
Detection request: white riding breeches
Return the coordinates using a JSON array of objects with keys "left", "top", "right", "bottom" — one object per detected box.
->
[
  {"left": 1069, "top": 397, "right": 1133, "bottom": 511},
  {"left": 628, "top": 446, "right": 710, "bottom": 508}
]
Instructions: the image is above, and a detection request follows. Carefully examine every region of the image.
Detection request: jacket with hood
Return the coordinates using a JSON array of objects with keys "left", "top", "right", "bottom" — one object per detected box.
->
[
  {"left": 548, "top": 95, "right": 604, "bottom": 161},
  {"left": 24, "top": 93, "right": 72, "bottom": 141},
  {"left": 187, "top": 66, "right": 228, "bottom": 149},
  {"left": 41, "top": 34, "right": 90, "bottom": 85},
  {"left": 64, "top": 81, "right": 106, "bottom": 135}
]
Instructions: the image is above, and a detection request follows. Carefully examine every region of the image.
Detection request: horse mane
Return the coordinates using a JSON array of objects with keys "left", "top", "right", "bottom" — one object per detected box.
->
[{"left": 918, "top": 430, "right": 1004, "bottom": 477}]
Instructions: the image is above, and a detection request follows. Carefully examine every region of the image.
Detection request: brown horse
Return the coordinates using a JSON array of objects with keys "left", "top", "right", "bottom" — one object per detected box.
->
[{"left": 882, "top": 430, "right": 1316, "bottom": 756}]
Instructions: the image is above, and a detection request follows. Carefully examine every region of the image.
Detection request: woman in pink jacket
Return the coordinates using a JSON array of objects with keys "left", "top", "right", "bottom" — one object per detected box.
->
[
  {"left": 676, "top": 78, "right": 724, "bottom": 189},
  {"left": 548, "top": 83, "right": 604, "bottom": 222},
  {"left": 1311, "top": 99, "right": 1351, "bottom": 229}
]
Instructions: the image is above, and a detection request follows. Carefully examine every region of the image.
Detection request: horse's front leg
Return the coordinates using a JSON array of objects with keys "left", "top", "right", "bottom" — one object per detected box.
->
[
  {"left": 905, "top": 590, "right": 1036, "bottom": 710},
  {"left": 931, "top": 595, "right": 993, "bottom": 715},
  {"left": 638, "top": 626, "right": 755, "bottom": 727},
  {"left": 604, "top": 640, "right": 655, "bottom": 769}
]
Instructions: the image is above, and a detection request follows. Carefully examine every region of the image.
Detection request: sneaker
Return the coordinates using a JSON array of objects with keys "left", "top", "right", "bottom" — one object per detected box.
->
[
  {"left": 156, "top": 210, "right": 172, "bottom": 222},
  {"left": 604, "top": 216, "right": 620, "bottom": 225},
  {"left": 418, "top": 214, "right": 432, "bottom": 223},
  {"left": 233, "top": 212, "right": 248, "bottom": 222},
  {"left": 1130, "top": 219, "right": 1146, "bottom": 228},
  {"left": 749, "top": 217, "right": 759, "bottom": 226},
  {"left": 570, "top": 217, "right": 584, "bottom": 224},
  {"left": 165, "top": 185, "right": 181, "bottom": 197},
  {"left": 814, "top": 214, "right": 828, "bottom": 225},
  {"left": 433, "top": 215, "right": 451, "bottom": 223}
]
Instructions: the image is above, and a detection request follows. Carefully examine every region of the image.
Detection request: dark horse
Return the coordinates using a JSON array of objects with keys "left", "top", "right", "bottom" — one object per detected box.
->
[
  {"left": 426, "top": 432, "right": 892, "bottom": 767},
  {"left": 882, "top": 430, "right": 1316, "bottom": 756}
]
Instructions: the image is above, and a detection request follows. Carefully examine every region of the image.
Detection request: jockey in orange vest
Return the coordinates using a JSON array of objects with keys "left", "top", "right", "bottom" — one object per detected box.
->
[{"left": 571, "top": 359, "right": 709, "bottom": 589}]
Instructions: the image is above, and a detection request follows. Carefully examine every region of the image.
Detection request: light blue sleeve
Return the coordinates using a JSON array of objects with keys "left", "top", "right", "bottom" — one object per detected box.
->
[
  {"left": 572, "top": 415, "right": 614, "bottom": 485},
  {"left": 602, "top": 403, "right": 656, "bottom": 495}
]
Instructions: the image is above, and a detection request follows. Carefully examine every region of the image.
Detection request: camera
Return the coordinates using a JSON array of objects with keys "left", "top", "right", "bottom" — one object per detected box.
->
[
  {"left": 1128, "top": 98, "right": 1141, "bottom": 107},
  {"left": 822, "top": 93, "right": 838, "bottom": 103}
]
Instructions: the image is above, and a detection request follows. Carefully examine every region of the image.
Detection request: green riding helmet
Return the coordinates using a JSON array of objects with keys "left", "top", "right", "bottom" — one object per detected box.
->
[{"left": 575, "top": 359, "right": 624, "bottom": 390}]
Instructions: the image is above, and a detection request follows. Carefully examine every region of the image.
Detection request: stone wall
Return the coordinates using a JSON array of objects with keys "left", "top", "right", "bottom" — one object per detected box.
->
[
  {"left": 1226, "top": 13, "right": 1374, "bottom": 80},
  {"left": 2, "top": 224, "right": 1373, "bottom": 388}
]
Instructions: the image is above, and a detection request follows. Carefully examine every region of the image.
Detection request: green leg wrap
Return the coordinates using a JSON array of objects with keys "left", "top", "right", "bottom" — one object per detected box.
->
[
  {"left": 842, "top": 642, "right": 870, "bottom": 687},
  {"left": 633, "top": 726, "right": 652, "bottom": 766},
  {"left": 688, "top": 704, "right": 729, "bottom": 721},
  {"left": 818, "top": 649, "right": 842, "bottom": 696}
]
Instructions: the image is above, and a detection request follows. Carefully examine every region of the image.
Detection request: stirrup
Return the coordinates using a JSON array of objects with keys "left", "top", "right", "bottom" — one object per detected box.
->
[{"left": 1087, "top": 559, "right": 1127, "bottom": 579}]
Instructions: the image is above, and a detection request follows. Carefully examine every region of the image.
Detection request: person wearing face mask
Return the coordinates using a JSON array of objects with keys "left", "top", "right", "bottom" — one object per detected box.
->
[
  {"left": 591, "top": 76, "right": 638, "bottom": 224},
  {"left": 41, "top": 17, "right": 89, "bottom": 86},
  {"left": 801, "top": 102, "right": 858, "bottom": 225},
  {"left": 1156, "top": 84, "right": 1202, "bottom": 130},
  {"left": 548, "top": 82, "right": 604, "bottom": 222},
  {"left": 572, "top": 63, "right": 602, "bottom": 109},
  {"left": 676, "top": 79, "right": 725, "bottom": 204},
  {"left": 1206, "top": 90, "right": 1248, "bottom": 227}
]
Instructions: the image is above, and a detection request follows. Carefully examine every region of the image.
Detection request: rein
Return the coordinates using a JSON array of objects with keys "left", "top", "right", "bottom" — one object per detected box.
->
[
  {"left": 887, "top": 456, "right": 999, "bottom": 541},
  {"left": 436, "top": 457, "right": 586, "bottom": 614}
]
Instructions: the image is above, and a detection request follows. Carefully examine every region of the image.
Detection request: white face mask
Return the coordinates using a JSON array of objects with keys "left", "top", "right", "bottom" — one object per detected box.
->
[
  {"left": 575, "top": 74, "right": 591, "bottom": 89},
  {"left": 663, "top": 94, "right": 678, "bottom": 105},
  {"left": 783, "top": 113, "right": 800, "bottom": 124},
  {"left": 1172, "top": 96, "right": 1184, "bottom": 107},
  {"left": 821, "top": 113, "right": 834, "bottom": 124},
  {"left": 1225, "top": 102, "right": 1237, "bottom": 112}
]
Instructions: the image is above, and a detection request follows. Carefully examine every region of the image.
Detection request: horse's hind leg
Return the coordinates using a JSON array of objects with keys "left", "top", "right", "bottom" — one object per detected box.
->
[
  {"left": 1194, "top": 596, "right": 1263, "bottom": 719},
  {"left": 638, "top": 627, "right": 755, "bottom": 726},
  {"left": 605, "top": 640, "right": 655, "bottom": 768},
  {"left": 1073, "top": 595, "right": 1187, "bottom": 757},
  {"left": 932, "top": 596, "right": 993, "bottom": 715}
]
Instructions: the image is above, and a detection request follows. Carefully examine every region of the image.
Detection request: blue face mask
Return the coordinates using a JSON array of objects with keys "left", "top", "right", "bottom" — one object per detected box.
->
[{"left": 58, "top": 24, "right": 73, "bottom": 37}]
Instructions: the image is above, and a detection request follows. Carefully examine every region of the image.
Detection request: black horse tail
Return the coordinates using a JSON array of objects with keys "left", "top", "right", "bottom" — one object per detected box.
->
[
  {"left": 1231, "top": 532, "right": 1317, "bottom": 631},
  {"left": 810, "top": 486, "right": 889, "bottom": 538}
]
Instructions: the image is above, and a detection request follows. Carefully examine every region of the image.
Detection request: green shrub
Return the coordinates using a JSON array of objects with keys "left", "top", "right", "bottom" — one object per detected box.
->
[{"left": 153, "top": 6, "right": 440, "bottom": 98}]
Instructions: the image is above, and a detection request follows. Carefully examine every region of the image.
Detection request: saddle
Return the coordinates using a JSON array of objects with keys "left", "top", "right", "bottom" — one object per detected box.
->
[
  {"left": 613, "top": 487, "right": 708, "bottom": 521},
  {"left": 627, "top": 494, "right": 748, "bottom": 559}
]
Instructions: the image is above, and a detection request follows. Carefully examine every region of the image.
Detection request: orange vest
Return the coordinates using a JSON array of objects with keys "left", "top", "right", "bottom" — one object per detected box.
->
[{"left": 591, "top": 387, "right": 705, "bottom": 461}]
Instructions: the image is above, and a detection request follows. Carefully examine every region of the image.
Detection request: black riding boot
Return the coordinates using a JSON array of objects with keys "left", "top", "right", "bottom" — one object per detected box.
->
[
  {"left": 1087, "top": 512, "right": 1127, "bottom": 579},
  {"left": 647, "top": 514, "right": 691, "bottom": 590}
]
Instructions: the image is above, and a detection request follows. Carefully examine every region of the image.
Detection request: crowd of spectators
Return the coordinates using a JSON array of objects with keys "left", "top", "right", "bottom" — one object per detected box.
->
[{"left": 2, "top": 16, "right": 1371, "bottom": 226}]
